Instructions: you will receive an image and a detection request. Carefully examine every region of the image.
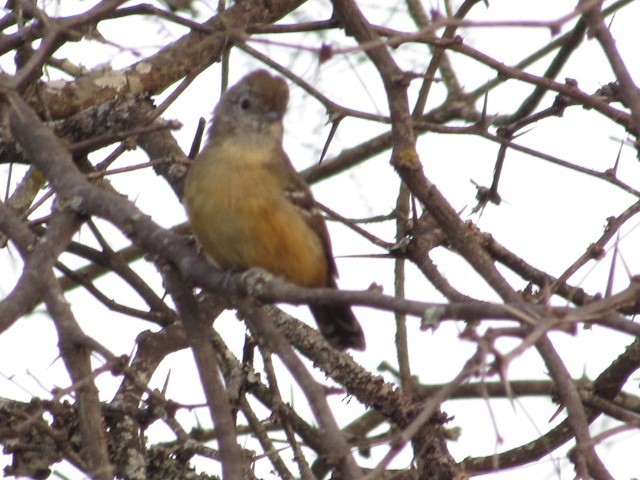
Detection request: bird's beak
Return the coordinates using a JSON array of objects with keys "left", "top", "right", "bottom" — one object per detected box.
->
[{"left": 264, "top": 110, "right": 283, "bottom": 122}]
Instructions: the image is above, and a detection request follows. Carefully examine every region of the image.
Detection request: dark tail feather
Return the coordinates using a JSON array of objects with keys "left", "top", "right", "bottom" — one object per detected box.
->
[{"left": 310, "top": 304, "right": 365, "bottom": 351}]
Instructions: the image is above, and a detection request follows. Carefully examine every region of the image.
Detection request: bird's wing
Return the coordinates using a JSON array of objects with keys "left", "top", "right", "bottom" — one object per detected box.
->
[{"left": 274, "top": 149, "right": 340, "bottom": 282}]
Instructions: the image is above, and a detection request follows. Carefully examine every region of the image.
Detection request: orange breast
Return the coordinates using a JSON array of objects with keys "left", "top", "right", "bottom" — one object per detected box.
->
[{"left": 184, "top": 145, "right": 328, "bottom": 288}]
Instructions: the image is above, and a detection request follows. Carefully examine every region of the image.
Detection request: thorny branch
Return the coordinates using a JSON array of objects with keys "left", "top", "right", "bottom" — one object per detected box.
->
[{"left": 0, "top": 1, "right": 639, "bottom": 479}]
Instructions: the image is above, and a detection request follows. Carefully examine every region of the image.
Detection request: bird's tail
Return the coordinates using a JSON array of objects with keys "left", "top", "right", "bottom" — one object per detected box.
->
[{"left": 310, "top": 304, "right": 365, "bottom": 351}]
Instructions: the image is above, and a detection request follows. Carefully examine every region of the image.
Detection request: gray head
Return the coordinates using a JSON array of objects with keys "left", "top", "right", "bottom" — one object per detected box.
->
[{"left": 207, "top": 69, "right": 290, "bottom": 143}]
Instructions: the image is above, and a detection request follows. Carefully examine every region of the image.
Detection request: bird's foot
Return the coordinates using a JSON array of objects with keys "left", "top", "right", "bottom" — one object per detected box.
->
[{"left": 240, "top": 267, "right": 274, "bottom": 296}]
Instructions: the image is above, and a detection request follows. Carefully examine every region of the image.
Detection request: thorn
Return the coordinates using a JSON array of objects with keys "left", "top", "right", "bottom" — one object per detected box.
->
[
  {"left": 319, "top": 113, "right": 344, "bottom": 164},
  {"left": 189, "top": 117, "right": 206, "bottom": 159}
]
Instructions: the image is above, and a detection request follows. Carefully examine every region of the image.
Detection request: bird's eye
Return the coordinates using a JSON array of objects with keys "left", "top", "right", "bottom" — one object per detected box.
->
[{"left": 240, "top": 98, "right": 251, "bottom": 110}]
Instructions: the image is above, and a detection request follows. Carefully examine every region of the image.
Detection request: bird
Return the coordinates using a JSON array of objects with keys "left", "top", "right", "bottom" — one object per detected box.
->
[{"left": 183, "top": 69, "right": 365, "bottom": 351}]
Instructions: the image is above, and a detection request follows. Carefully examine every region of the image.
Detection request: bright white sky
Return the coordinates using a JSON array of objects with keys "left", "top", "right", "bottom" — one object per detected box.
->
[{"left": 1, "top": 0, "right": 640, "bottom": 478}]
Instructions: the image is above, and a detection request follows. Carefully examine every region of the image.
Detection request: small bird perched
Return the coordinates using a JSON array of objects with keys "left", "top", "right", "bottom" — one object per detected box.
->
[{"left": 183, "top": 69, "right": 365, "bottom": 351}]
